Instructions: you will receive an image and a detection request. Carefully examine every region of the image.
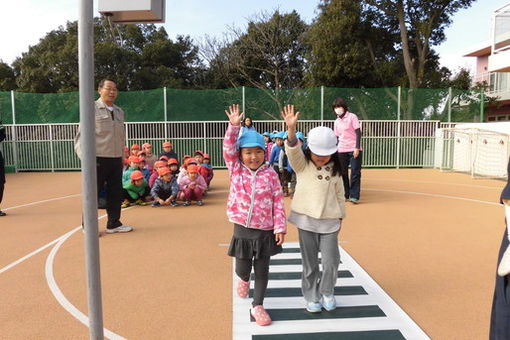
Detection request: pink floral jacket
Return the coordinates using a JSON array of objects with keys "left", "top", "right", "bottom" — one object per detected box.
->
[
  {"left": 178, "top": 173, "right": 207, "bottom": 191},
  {"left": 223, "top": 123, "right": 286, "bottom": 234}
]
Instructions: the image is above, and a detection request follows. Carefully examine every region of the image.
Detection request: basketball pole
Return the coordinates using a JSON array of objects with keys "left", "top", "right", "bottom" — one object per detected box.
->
[{"left": 78, "top": 0, "right": 105, "bottom": 339}]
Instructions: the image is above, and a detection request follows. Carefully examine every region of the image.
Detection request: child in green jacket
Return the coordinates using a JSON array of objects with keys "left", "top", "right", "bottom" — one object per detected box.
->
[{"left": 122, "top": 170, "right": 149, "bottom": 208}]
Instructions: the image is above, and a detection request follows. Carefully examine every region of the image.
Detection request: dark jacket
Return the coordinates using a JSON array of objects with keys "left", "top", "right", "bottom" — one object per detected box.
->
[
  {"left": 501, "top": 158, "right": 510, "bottom": 203},
  {"left": 151, "top": 176, "right": 179, "bottom": 199},
  {"left": 0, "top": 123, "right": 5, "bottom": 184}
]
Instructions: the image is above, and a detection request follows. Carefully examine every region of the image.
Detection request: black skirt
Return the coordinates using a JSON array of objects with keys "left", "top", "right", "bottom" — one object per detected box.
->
[{"left": 228, "top": 224, "right": 282, "bottom": 260}]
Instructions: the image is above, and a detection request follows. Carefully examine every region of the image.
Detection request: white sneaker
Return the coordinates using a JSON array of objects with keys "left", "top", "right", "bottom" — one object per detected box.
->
[
  {"left": 498, "top": 246, "right": 510, "bottom": 276},
  {"left": 322, "top": 294, "right": 337, "bottom": 311},
  {"left": 105, "top": 225, "right": 134, "bottom": 234},
  {"left": 306, "top": 301, "right": 322, "bottom": 313}
]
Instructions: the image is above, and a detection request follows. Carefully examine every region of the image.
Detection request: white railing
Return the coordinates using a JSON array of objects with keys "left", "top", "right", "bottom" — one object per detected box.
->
[
  {"left": 0, "top": 120, "right": 444, "bottom": 172},
  {"left": 473, "top": 71, "right": 510, "bottom": 94}
]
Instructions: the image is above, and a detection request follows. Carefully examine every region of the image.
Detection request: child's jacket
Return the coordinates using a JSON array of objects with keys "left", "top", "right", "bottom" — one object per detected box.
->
[
  {"left": 123, "top": 180, "right": 148, "bottom": 200},
  {"left": 151, "top": 177, "right": 179, "bottom": 199},
  {"left": 285, "top": 140, "right": 345, "bottom": 219},
  {"left": 223, "top": 123, "right": 286, "bottom": 234},
  {"left": 178, "top": 173, "right": 207, "bottom": 191}
]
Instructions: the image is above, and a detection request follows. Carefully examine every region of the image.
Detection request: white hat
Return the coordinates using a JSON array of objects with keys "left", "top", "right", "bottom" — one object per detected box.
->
[{"left": 307, "top": 126, "right": 338, "bottom": 156}]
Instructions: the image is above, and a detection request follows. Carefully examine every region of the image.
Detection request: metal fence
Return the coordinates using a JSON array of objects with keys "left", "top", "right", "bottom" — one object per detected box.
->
[{"left": 0, "top": 120, "right": 449, "bottom": 172}]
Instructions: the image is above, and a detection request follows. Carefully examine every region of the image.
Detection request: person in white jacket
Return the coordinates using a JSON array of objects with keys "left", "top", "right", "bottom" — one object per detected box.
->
[{"left": 282, "top": 104, "right": 346, "bottom": 313}]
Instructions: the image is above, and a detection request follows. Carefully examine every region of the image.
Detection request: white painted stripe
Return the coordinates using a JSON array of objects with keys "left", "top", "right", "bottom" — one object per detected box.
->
[
  {"left": 233, "top": 242, "right": 431, "bottom": 340},
  {"left": 3, "top": 193, "right": 81, "bottom": 211},
  {"left": 365, "top": 188, "right": 501, "bottom": 206},
  {"left": 44, "top": 226, "right": 127, "bottom": 340},
  {"left": 365, "top": 177, "right": 503, "bottom": 190},
  {"left": 0, "top": 237, "right": 62, "bottom": 274}
]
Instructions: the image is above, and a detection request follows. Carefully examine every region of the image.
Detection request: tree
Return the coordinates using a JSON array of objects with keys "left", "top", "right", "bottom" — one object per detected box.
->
[
  {"left": 306, "top": 0, "right": 401, "bottom": 88},
  {"left": 0, "top": 61, "right": 16, "bottom": 91},
  {"left": 12, "top": 18, "right": 203, "bottom": 92},
  {"left": 202, "top": 10, "right": 309, "bottom": 119}
]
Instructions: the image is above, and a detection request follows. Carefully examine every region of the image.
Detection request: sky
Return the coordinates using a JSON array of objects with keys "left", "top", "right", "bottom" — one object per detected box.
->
[{"left": 0, "top": 0, "right": 508, "bottom": 75}]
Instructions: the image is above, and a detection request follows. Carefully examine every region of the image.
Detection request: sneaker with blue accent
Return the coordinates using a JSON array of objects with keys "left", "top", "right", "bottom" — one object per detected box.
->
[
  {"left": 322, "top": 295, "right": 337, "bottom": 311},
  {"left": 151, "top": 201, "right": 161, "bottom": 207},
  {"left": 306, "top": 301, "right": 322, "bottom": 313},
  {"left": 170, "top": 200, "right": 179, "bottom": 207},
  {"left": 349, "top": 198, "right": 359, "bottom": 204}
]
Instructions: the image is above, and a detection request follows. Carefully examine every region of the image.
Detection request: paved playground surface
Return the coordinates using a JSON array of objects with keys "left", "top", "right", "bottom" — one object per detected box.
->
[{"left": 0, "top": 169, "right": 505, "bottom": 339}]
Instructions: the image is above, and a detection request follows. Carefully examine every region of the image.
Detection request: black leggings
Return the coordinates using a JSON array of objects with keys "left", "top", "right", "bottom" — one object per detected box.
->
[{"left": 235, "top": 256, "right": 270, "bottom": 307}]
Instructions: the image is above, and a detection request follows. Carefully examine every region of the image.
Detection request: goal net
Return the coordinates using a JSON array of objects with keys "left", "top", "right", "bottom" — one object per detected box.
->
[{"left": 435, "top": 125, "right": 510, "bottom": 179}]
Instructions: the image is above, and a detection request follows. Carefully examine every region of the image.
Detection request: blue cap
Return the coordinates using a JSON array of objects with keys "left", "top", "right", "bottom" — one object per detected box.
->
[
  {"left": 296, "top": 131, "right": 305, "bottom": 141},
  {"left": 262, "top": 131, "right": 271, "bottom": 137},
  {"left": 238, "top": 130, "right": 265, "bottom": 149},
  {"left": 274, "top": 131, "right": 286, "bottom": 139},
  {"left": 283, "top": 131, "right": 288, "bottom": 139}
]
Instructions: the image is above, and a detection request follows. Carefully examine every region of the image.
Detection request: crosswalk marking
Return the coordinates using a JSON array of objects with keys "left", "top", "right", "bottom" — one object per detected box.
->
[{"left": 233, "top": 242, "right": 430, "bottom": 340}]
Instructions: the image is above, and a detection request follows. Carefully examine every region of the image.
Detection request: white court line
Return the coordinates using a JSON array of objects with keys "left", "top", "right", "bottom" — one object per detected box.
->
[
  {"left": 45, "top": 224, "right": 126, "bottom": 340},
  {"left": 3, "top": 193, "right": 81, "bottom": 211},
  {"left": 365, "top": 178, "right": 503, "bottom": 190},
  {"left": 364, "top": 188, "right": 501, "bottom": 206}
]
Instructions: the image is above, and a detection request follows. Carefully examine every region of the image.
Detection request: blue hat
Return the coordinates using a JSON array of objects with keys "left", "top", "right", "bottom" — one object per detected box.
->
[
  {"left": 274, "top": 131, "right": 286, "bottom": 139},
  {"left": 283, "top": 131, "right": 288, "bottom": 139},
  {"left": 262, "top": 132, "right": 271, "bottom": 137},
  {"left": 238, "top": 130, "right": 265, "bottom": 149},
  {"left": 296, "top": 131, "right": 305, "bottom": 141}
]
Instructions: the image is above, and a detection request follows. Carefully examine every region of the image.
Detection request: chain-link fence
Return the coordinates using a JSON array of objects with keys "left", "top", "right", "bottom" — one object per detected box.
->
[{"left": 0, "top": 87, "right": 485, "bottom": 124}]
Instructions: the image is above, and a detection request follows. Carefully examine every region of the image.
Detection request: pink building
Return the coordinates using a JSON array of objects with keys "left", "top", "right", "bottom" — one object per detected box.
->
[{"left": 464, "top": 3, "right": 510, "bottom": 121}]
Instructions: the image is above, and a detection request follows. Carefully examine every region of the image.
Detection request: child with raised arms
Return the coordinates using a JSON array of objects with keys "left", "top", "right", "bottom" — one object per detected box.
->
[
  {"left": 281, "top": 105, "right": 346, "bottom": 313},
  {"left": 223, "top": 104, "right": 286, "bottom": 326}
]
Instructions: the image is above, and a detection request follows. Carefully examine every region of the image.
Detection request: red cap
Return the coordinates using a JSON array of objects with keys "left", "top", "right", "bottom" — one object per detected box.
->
[
  {"left": 195, "top": 150, "right": 204, "bottom": 156},
  {"left": 153, "top": 161, "right": 166, "bottom": 168},
  {"left": 168, "top": 158, "right": 179, "bottom": 165},
  {"left": 157, "top": 167, "right": 171, "bottom": 176},
  {"left": 142, "top": 143, "right": 151, "bottom": 148},
  {"left": 183, "top": 155, "right": 191, "bottom": 159},
  {"left": 203, "top": 153, "right": 210, "bottom": 159},
  {"left": 130, "top": 170, "right": 144, "bottom": 180},
  {"left": 159, "top": 156, "right": 169, "bottom": 161},
  {"left": 163, "top": 142, "right": 172, "bottom": 147},
  {"left": 128, "top": 155, "right": 140, "bottom": 163},
  {"left": 187, "top": 164, "right": 198, "bottom": 173},
  {"left": 131, "top": 144, "right": 140, "bottom": 150},
  {"left": 137, "top": 151, "right": 146, "bottom": 156}
]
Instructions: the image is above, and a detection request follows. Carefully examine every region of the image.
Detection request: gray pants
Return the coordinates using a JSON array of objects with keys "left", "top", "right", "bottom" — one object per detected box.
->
[{"left": 298, "top": 228, "right": 340, "bottom": 303}]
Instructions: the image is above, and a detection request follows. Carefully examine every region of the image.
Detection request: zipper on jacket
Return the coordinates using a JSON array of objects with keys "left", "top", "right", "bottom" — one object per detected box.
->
[{"left": 244, "top": 164, "right": 264, "bottom": 227}]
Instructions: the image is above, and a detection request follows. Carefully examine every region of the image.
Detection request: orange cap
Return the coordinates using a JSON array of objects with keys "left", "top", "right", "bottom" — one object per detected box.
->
[
  {"left": 154, "top": 161, "right": 166, "bottom": 168},
  {"left": 163, "top": 142, "right": 172, "bottom": 147},
  {"left": 203, "top": 153, "right": 210, "bottom": 159},
  {"left": 128, "top": 155, "right": 140, "bottom": 163},
  {"left": 157, "top": 167, "right": 171, "bottom": 176},
  {"left": 168, "top": 158, "right": 178, "bottom": 165},
  {"left": 131, "top": 144, "right": 140, "bottom": 150},
  {"left": 130, "top": 170, "right": 144, "bottom": 180},
  {"left": 159, "top": 156, "right": 169, "bottom": 161},
  {"left": 187, "top": 164, "right": 198, "bottom": 173}
]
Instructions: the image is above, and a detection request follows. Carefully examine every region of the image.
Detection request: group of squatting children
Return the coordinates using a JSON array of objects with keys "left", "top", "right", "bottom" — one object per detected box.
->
[
  {"left": 224, "top": 104, "right": 346, "bottom": 326},
  {"left": 119, "top": 142, "right": 214, "bottom": 208}
]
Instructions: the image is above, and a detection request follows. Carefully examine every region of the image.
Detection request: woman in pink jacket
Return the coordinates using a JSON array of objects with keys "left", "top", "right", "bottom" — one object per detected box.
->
[{"left": 224, "top": 104, "right": 286, "bottom": 326}]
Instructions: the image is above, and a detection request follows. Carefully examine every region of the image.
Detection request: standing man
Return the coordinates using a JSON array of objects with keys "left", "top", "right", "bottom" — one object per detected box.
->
[
  {"left": 75, "top": 79, "right": 133, "bottom": 233},
  {"left": 333, "top": 97, "right": 363, "bottom": 204},
  {"left": 0, "top": 121, "right": 6, "bottom": 216}
]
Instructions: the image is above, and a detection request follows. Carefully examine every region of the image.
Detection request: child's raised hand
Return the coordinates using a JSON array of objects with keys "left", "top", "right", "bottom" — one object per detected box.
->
[
  {"left": 281, "top": 105, "right": 300, "bottom": 129},
  {"left": 225, "top": 104, "right": 244, "bottom": 126}
]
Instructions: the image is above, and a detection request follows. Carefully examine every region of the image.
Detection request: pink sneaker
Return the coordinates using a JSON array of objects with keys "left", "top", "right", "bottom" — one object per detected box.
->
[
  {"left": 251, "top": 305, "right": 272, "bottom": 326},
  {"left": 237, "top": 280, "right": 249, "bottom": 298}
]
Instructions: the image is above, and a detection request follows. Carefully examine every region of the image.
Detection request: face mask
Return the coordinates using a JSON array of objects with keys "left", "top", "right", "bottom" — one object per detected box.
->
[{"left": 334, "top": 108, "right": 345, "bottom": 116}]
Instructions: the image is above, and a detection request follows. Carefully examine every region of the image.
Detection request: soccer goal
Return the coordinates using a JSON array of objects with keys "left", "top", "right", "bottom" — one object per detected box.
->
[{"left": 435, "top": 125, "right": 510, "bottom": 179}]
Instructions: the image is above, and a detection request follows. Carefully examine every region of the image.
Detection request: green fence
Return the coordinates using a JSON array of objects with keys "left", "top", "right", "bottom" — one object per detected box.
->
[{"left": 0, "top": 87, "right": 484, "bottom": 124}]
